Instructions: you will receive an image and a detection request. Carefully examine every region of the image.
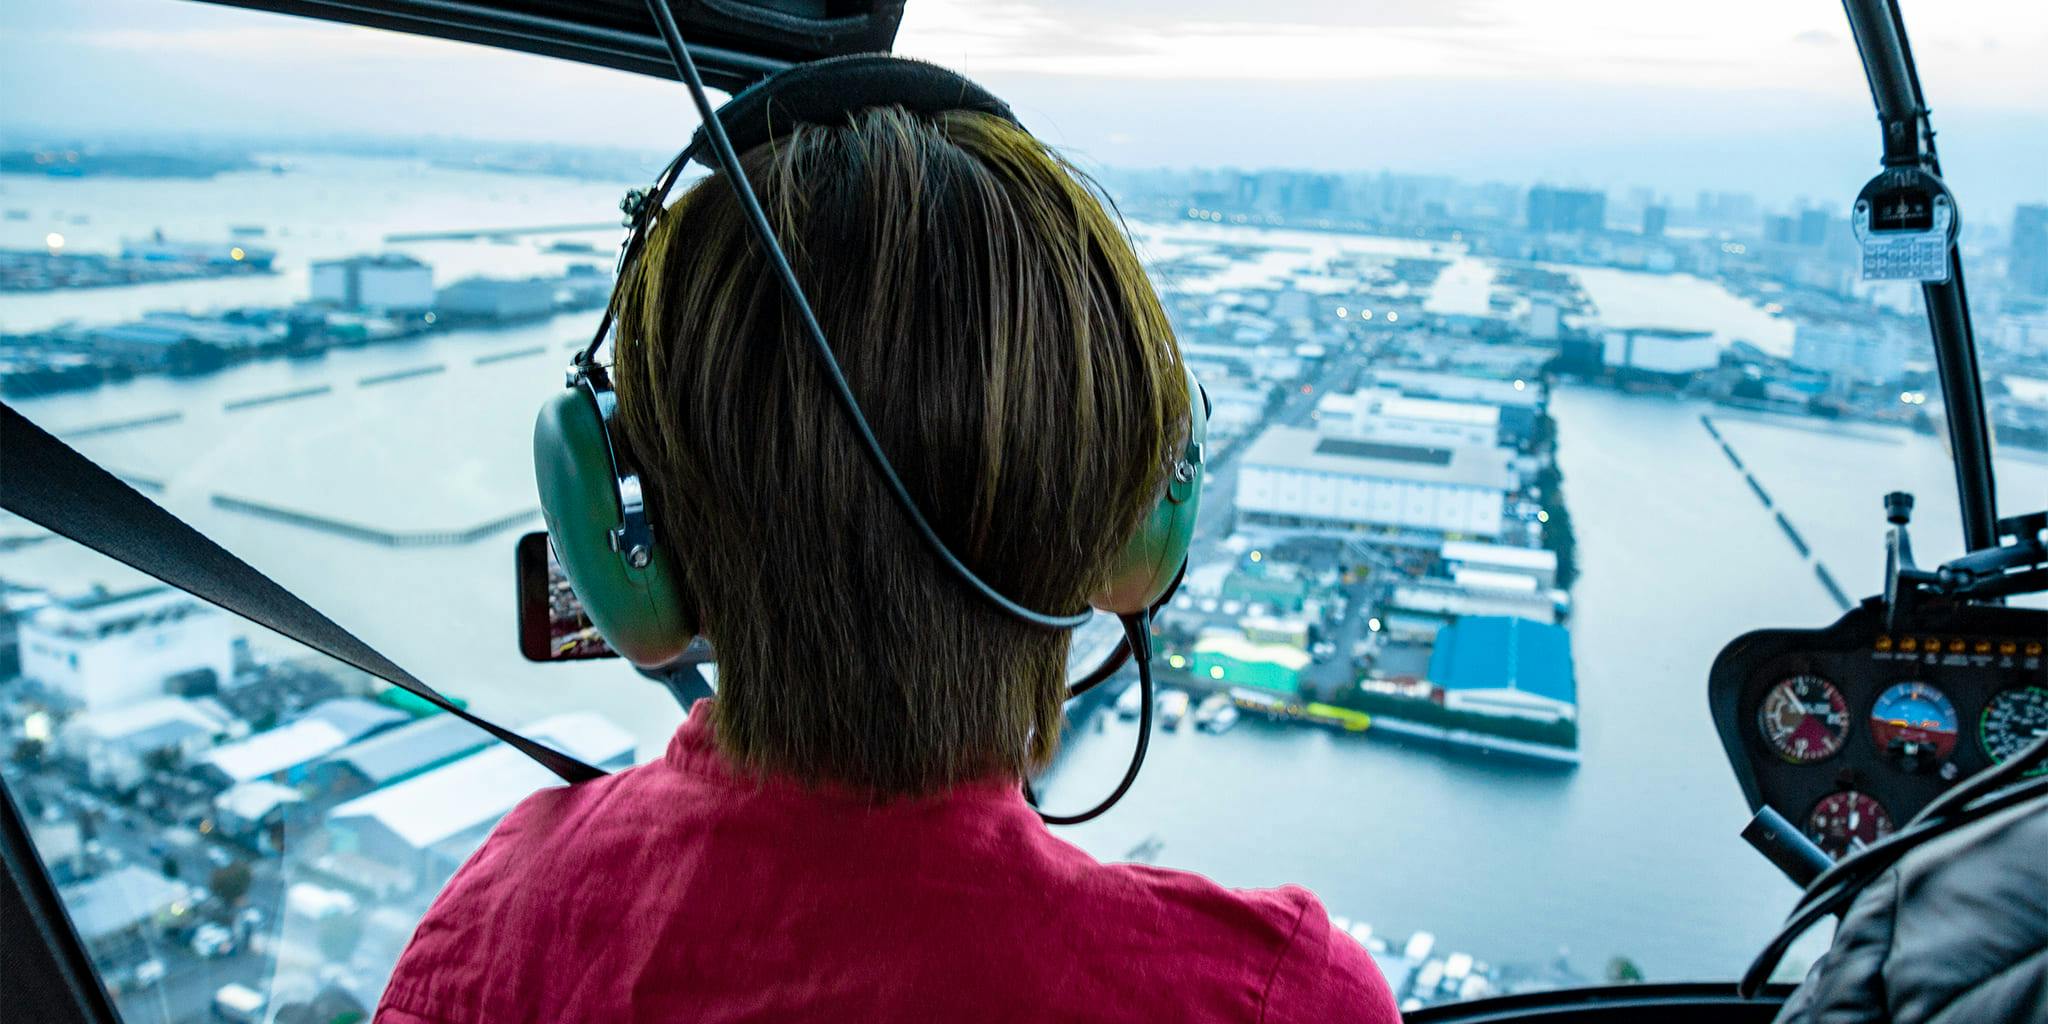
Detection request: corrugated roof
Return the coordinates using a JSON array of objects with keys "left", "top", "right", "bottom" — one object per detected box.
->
[
  {"left": 1426, "top": 615, "right": 1576, "bottom": 706},
  {"left": 203, "top": 720, "right": 350, "bottom": 782},
  {"left": 327, "top": 713, "right": 634, "bottom": 851},
  {"left": 301, "top": 698, "right": 409, "bottom": 743},
  {"left": 1441, "top": 541, "right": 1558, "bottom": 572},
  {"left": 67, "top": 696, "right": 228, "bottom": 742},
  {"left": 58, "top": 866, "right": 192, "bottom": 942},
  {"left": 216, "top": 780, "right": 302, "bottom": 821},
  {"left": 324, "top": 714, "right": 489, "bottom": 784},
  {"left": 1240, "top": 426, "right": 1514, "bottom": 490}
]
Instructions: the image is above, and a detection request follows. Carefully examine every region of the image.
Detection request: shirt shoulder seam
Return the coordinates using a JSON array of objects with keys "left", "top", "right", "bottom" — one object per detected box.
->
[{"left": 1256, "top": 892, "right": 1316, "bottom": 1024}]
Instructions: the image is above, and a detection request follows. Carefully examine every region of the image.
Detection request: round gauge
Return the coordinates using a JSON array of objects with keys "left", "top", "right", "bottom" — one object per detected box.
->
[
  {"left": 1979, "top": 687, "right": 2048, "bottom": 767},
  {"left": 1805, "top": 791, "right": 1895, "bottom": 859},
  {"left": 1869, "top": 681, "right": 1959, "bottom": 767},
  {"left": 1758, "top": 674, "right": 1851, "bottom": 764}
]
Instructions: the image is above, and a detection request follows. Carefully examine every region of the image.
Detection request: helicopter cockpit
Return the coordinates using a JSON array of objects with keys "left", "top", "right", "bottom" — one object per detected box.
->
[{"left": 2, "top": 1, "right": 2045, "bottom": 1022}]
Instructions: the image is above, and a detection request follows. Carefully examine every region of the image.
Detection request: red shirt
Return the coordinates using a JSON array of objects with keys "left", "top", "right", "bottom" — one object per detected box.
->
[{"left": 375, "top": 700, "right": 1397, "bottom": 1023}]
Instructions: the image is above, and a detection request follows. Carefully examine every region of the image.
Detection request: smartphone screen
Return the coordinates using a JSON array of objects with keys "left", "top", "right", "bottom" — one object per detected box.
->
[
  {"left": 517, "top": 531, "right": 714, "bottom": 664},
  {"left": 516, "top": 531, "right": 619, "bottom": 661}
]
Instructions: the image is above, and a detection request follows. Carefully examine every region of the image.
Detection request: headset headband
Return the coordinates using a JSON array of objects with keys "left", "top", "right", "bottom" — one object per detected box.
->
[
  {"left": 686, "top": 54, "right": 1023, "bottom": 168},
  {"left": 580, "top": 54, "right": 1022, "bottom": 369}
]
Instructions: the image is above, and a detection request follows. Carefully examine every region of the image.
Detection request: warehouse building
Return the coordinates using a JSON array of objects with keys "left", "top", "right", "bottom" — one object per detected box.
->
[
  {"left": 324, "top": 712, "right": 635, "bottom": 891},
  {"left": 1236, "top": 427, "right": 1513, "bottom": 541}
]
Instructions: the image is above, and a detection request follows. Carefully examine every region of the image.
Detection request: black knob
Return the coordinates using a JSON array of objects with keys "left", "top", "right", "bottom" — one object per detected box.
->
[{"left": 1885, "top": 491, "right": 1915, "bottom": 525}]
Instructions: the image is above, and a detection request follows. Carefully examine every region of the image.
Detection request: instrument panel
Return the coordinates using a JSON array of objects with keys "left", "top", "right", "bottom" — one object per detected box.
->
[{"left": 1710, "top": 598, "right": 2046, "bottom": 860}]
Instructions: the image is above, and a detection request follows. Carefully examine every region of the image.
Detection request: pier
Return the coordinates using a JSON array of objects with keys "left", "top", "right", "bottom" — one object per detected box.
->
[
  {"left": 62, "top": 411, "right": 183, "bottom": 438},
  {"left": 382, "top": 222, "right": 615, "bottom": 243},
  {"left": 224, "top": 385, "right": 332, "bottom": 412},
  {"left": 1702, "top": 414, "right": 1854, "bottom": 613},
  {"left": 358, "top": 364, "right": 445, "bottom": 388},
  {"left": 474, "top": 345, "right": 548, "bottom": 366},
  {"left": 210, "top": 494, "right": 538, "bottom": 547}
]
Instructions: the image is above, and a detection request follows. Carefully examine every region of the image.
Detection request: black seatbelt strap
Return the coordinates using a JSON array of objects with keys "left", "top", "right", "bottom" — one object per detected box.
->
[{"left": 0, "top": 402, "right": 603, "bottom": 784}]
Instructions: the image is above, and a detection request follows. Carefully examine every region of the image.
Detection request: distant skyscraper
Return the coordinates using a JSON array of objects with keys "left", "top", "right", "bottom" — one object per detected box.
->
[
  {"left": 1798, "top": 209, "right": 1833, "bottom": 248},
  {"left": 1642, "top": 205, "right": 1668, "bottom": 238},
  {"left": 1527, "top": 187, "right": 1607, "bottom": 234},
  {"left": 2013, "top": 204, "right": 2048, "bottom": 297}
]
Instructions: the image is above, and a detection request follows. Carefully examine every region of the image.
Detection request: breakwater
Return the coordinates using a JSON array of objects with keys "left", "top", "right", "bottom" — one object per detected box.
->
[
  {"left": 61, "top": 411, "right": 182, "bottom": 438},
  {"left": 224, "top": 385, "right": 332, "bottom": 412},
  {"left": 210, "top": 495, "right": 538, "bottom": 547},
  {"left": 1702, "top": 414, "right": 1851, "bottom": 611}
]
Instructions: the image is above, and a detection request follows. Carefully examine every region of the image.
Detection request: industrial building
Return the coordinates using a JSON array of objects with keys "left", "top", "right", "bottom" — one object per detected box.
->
[
  {"left": 313, "top": 713, "right": 493, "bottom": 799},
  {"left": 57, "top": 865, "right": 195, "bottom": 952},
  {"left": 213, "top": 779, "right": 303, "bottom": 850},
  {"left": 17, "top": 587, "right": 235, "bottom": 710},
  {"left": 1791, "top": 316, "right": 1907, "bottom": 385},
  {"left": 201, "top": 698, "right": 405, "bottom": 787},
  {"left": 435, "top": 275, "right": 558, "bottom": 321},
  {"left": 59, "top": 696, "right": 236, "bottom": 792},
  {"left": 1315, "top": 388, "right": 1502, "bottom": 448},
  {"left": 201, "top": 719, "right": 350, "bottom": 787},
  {"left": 1599, "top": 327, "right": 1718, "bottom": 379},
  {"left": 1358, "top": 368, "right": 1542, "bottom": 447},
  {"left": 1235, "top": 427, "right": 1513, "bottom": 541},
  {"left": 1440, "top": 541, "right": 1559, "bottom": 590},
  {"left": 311, "top": 254, "right": 434, "bottom": 312},
  {"left": 324, "top": 712, "right": 635, "bottom": 890},
  {"left": 1426, "top": 616, "right": 1577, "bottom": 724}
]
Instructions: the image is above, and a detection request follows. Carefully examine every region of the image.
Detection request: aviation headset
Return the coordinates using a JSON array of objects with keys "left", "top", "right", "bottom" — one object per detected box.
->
[{"left": 530, "top": 50, "right": 1208, "bottom": 820}]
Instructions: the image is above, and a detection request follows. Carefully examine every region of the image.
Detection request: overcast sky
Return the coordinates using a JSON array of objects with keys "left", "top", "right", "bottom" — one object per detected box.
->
[{"left": 4, "top": 0, "right": 2045, "bottom": 217}]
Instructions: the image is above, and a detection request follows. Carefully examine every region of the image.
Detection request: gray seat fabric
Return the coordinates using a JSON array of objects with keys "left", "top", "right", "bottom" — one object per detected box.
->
[{"left": 1775, "top": 792, "right": 2048, "bottom": 1024}]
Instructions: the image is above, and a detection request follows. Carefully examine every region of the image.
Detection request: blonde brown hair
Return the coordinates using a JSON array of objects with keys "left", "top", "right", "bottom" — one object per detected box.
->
[{"left": 613, "top": 106, "right": 1186, "bottom": 796}]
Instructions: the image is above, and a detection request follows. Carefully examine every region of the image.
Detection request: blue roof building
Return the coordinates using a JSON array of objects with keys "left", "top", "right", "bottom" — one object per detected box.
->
[{"left": 1426, "top": 615, "right": 1577, "bottom": 723}]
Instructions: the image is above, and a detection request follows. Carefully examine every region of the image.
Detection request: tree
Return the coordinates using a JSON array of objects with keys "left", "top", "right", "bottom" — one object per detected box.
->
[
  {"left": 141, "top": 746, "right": 183, "bottom": 774},
  {"left": 161, "top": 855, "right": 180, "bottom": 880},
  {"left": 1606, "top": 956, "right": 1645, "bottom": 984},
  {"left": 209, "top": 862, "right": 253, "bottom": 906},
  {"left": 10, "top": 738, "right": 44, "bottom": 767}
]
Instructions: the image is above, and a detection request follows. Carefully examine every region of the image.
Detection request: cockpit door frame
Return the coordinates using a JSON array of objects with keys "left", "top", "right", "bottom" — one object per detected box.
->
[{"left": 1842, "top": 0, "right": 2000, "bottom": 553}]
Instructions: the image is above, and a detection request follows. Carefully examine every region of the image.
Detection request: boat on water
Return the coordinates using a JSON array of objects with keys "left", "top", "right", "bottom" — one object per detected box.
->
[{"left": 1158, "top": 689, "right": 1190, "bottom": 731}]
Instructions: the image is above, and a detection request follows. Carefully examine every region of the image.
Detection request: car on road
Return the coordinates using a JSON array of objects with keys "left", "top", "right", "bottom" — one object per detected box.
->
[
  {"left": 132, "top": 959, "right": 166, "bottom": 987},
  {"left": 192, "top": 923, "right": 235, "bottom": 958}
]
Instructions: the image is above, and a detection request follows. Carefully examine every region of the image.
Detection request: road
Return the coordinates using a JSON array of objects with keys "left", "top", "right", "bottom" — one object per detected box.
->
[{"left": 11, "top": 766, "right": 286, "bottom": 1024}]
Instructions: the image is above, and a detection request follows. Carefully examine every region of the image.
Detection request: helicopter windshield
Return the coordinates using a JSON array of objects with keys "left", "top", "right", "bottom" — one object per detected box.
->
[{"left": 2, "top": 0, "right": 2046, "bottom": 1019}]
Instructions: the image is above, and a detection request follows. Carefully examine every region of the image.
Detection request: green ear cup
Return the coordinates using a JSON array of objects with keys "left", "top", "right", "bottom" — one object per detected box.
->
[
  {"left": 1091, "top": 365, "right": 1208, "bottom": 615},
  {"left": 533, "top": 387, "right": 697, "bottom": 668}
]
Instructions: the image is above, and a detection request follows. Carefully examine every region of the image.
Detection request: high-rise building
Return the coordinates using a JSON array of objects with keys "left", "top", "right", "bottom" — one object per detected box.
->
[
  {"left": 1792, "top": 317, "right": 1907, "bottom": 385},
  {"left": 2012, "top": 204, "right": 2048, "bottom": 297},
  {"left": 1799, "top": 209, "right": 1834, "bottom": 248},
  {"left": 1642, "top": 205, "right": 1668, "bottom": 238},
  {"left": 18, "top": 588, "right": 234, "bottom": 710},
  {"left": 1526, "top": 187, "right": 1607, "bottom": 234}
]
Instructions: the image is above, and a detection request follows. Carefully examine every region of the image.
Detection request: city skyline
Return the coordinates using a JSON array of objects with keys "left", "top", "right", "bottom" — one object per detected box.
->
[{"left": 5, "top": 0, "right": 2048, "bottom": 218}]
